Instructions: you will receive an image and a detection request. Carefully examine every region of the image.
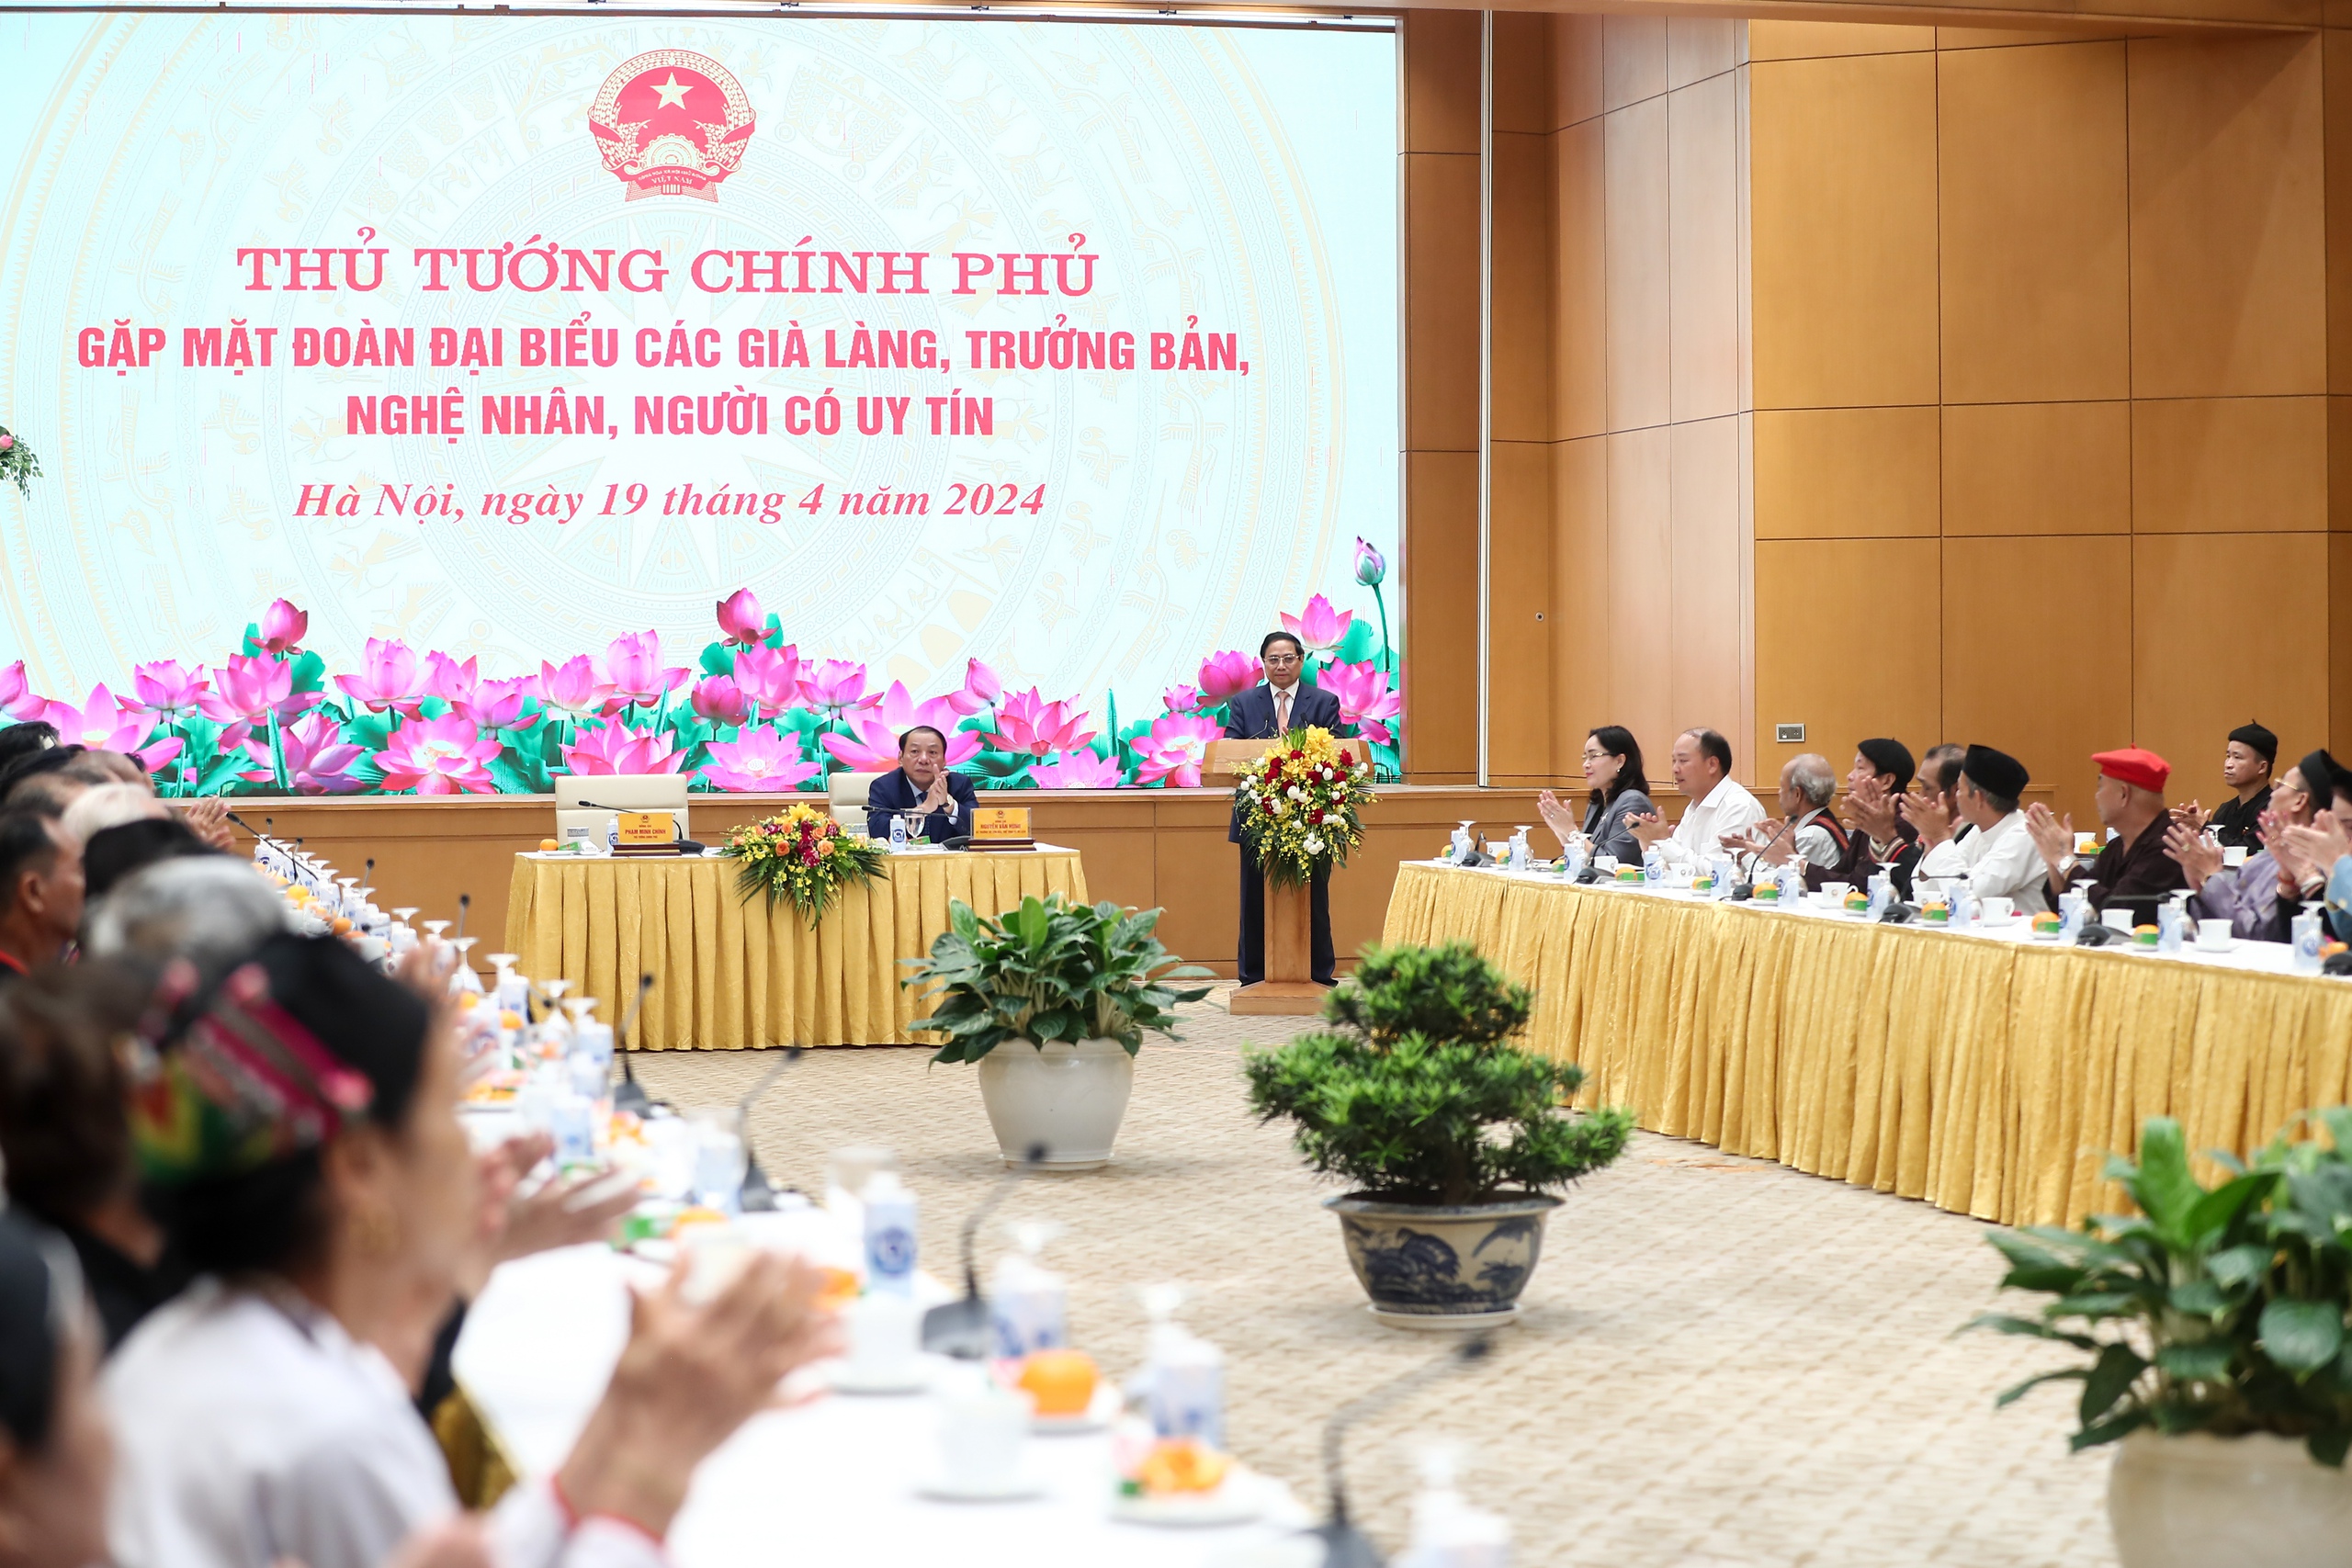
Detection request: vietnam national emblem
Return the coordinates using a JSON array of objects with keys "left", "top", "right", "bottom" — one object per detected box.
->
[{"left": 589, "top": 51, "right": 755, "bottom": 201}]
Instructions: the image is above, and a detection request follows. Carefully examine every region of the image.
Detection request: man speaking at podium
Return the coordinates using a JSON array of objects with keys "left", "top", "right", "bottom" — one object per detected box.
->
[{"left": 1226, "top": 631, "right": 1345, "bottom": 987}]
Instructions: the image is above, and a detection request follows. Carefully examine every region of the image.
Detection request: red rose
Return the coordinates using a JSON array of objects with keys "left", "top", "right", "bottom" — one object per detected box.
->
[
  {"left": 1307, "top": 809, "right": 1323, "bottom": 823},
  {"left": 1289, "top": 748, "right": 1306, "bottom": 761}
]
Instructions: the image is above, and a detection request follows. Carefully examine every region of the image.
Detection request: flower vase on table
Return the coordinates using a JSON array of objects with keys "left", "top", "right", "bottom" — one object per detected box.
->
[{"left": 718, "top": 802, "right": 888, "bottom": 921}]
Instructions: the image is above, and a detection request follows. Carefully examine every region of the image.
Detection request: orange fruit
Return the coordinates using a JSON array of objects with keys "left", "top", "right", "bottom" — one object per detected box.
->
[
  {"left": 815, "top": 1267, "right": 860, "bottom": 1311},
  {"left": 540, "top": 838, "right": 561, "bottom": 852},
  {"left": 1139, "top": 1438, "right": 1229, "bottom": 1495},
  {"left": 1016, "top": 1349, "right": 1098, "bottom": 1416},
  {"left": 330, "top": 916, "right": 353, "bottom": 934}
]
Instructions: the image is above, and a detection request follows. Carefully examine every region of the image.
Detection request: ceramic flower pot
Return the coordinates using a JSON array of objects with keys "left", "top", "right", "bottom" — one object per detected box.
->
[
  {"left": 973, "top": 1037, "right": 1135, "bottom": 1170},
  {"left": 2108, "top": 1430, "right": 2352, "bottom": 1568},
  {"left": 1324, "top": 1192, "right": 1562, "bottom": 1329}
]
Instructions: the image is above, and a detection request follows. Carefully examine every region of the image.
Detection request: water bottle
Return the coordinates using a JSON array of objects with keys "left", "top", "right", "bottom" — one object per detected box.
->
[
  {"left": 2157, "top": 898, "right": 2187, "bottom": 954},
  {"left": 1147, "top": 1328, "right": 1225, "bottom": 1449},
  {"left": 1642, "top": 846, "right": 1664, "bottom": 886},
  {"left": 2059, "top": 889, "right": 2089, "bottom": 941},
  {"left": 889, "top": 813, "right": 909, "bottom": 852},
  {"left": 550, "top": 1085, "right": 596, "bottom": 1168},
  {"left": 862, "top": 1171, "right": 919, "bottom": 1296},
  {"left": 990, "top": 1237, "right": 1069, "bottom": 1359},
  {"left": 1950, "top": 888, "right": 1978, "bottom": 931},
  {"left": 1507, "top": 828, "right": 1530, "bottom": 871},
  {"left": 2293, "top": 907, "right": 2324, "bottom": 975}
]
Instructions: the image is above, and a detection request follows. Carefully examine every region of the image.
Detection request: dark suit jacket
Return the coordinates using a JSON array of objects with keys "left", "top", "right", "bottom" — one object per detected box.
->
[
  {"left": 865, "top": 767, "right": 979, "bottom": 842},
  {"left": 1223, "top": 681, "right": 1347, "bottom": 845}
]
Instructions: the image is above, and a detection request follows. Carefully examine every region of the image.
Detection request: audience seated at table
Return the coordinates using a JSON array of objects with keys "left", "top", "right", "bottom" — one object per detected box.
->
[
  {"left": 1535, "top": 725, "right": 1655, "bottom": 863},
  {"left": 1904, "top": 744, "right": 2049, "bottom": 912},
  {"left": 2199, "top": 721, "right": 2278, "bottom": 852},
  {"left": 1628, "top": 728, "right": 1763, "bottom": 869},
  {"left": 2269, "top": 750, "right": 2352, "bottom": 943},
  {"left": 2170, "top": 755, "right": 2318, "bottom": 942},
  {"left": 103, "top": 931, "right": 843, "bottom": 1568},
  {"left": 2024, "top": 747, "right": 2188, "bottom": 920},
  {"left": 0, "top": 811, "right": 84, "bottom": 986},
  {"left": 1837, "top": 739, "right": 1921, "bottom": 897},
  {"left": 1733, "top": 753, "right": 1860, "bottom": 891}
]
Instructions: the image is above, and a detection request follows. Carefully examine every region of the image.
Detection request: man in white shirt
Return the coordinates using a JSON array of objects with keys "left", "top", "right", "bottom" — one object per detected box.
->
[
  {"left": 1743, "top": 753, "right": 1852, "bottom": 884},
  {"left": 1628, "top": 728, "right": 1766, "bottom": 869},
  {"left": 1905, "top": 743, "right": 2049, "bottom": 912}
]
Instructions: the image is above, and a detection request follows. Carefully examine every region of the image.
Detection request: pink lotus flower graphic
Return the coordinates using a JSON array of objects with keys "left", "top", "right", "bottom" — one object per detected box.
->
[
  {"left": 820, "top": 682, "right": 979, "bottom": 772},
  {"left": 699, "top": 728, "right": 821, "bottom": 792},
  {"left": 604, "top": 631, "right": 690, "bottom": 708},
  {"left": 1030, "top": 750, "right": 1122, "bottom": 789},
  {"left": 1161, "top": 683, "right": 1204, "bottom": 715},
  {"left": 334, "top": 638, "right": 424, "bottom": 716},
  {"left": 131, "top": 660, "right": 209, "bottom": 720},
  {"left": 946, "top": 658, "right": 1002, "bottom": 716},
  {"left": 1352, "top": 538, "right": 1387, "bottom": 588},
  {"left": 691, "top": 674, "right": 751, "bottom": 727},
  {"left": 1133, "top": 713, "right": 1224, "bottom": 788},
  {"left": 1280, "top": 593, "right": 1353, "bottom": 656},
  {"left": 715, "top": 588, "right": 766, "bottom": 649},
  {"left": 0, "top": 661, "right": 41, "bottom": 721},
  {"left": 1196, "top": 650, "right": 1263, "bottom": 705},
  {"left": 242, "top": 713, "right": 367, "bottom": 795},
  {"left": 799, "top": 659, "right": 875, "bottom": 720},
  {"left": 730, "top": 643, "right": 806, "bottom": 718},
  {"left": 993, "top": 688, "right": 1097, "bottom": 760},
  {"left": 1322, "top": 660, "right": 1401, "bottom": 747},
  {"left": 528, "top": 656, "right": 620, "bottom": 723},
  {"left": 454, "top": 677, "right": 539, "bottom": 733},
  {"left": 423, "top": 651, "right": 480, "bottom": 706},
  {"left": 44, "top": 686, "right": 183, "bottom": 773},
  {"left": 258, "top": 598, "right": 309, "bottom": 656},
  {"left": 561, "top": 721, "right": 684, "bottom": 776},
  {"left": 374, "top": 712, "right": 500, "bottom": 795},
  {"left": 198, "top": 654, "right": 322, "bottom": 727}
]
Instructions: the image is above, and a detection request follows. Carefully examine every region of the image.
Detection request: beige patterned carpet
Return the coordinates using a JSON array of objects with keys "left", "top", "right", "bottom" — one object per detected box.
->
[{"left": 630, "top": 994, "right": 2118, "bottom": 1568}]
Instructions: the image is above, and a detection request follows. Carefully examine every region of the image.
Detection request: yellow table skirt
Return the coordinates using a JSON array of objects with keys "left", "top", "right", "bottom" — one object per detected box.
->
[
  {"left": 1383, "top": 863, "right": 2352, "bottom": 1227},
  {"left": 503, "top": 849, "right": 1089, "bottom": 1049}
]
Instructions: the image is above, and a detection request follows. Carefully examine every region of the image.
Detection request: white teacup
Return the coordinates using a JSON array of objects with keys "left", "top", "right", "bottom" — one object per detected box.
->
[
  {"left": 1594, "top": 855, "right": 1620, "bottom": 874},
  {"left": 847, "top": 1292, "right": 923, "bottom": 1382},
  {"left": 2102, "top": 908, "right": 2135, "bottom": 935},
  {"left": 1978, "top": 897, "right": 2013, "bottom": 923},
  {"left": 1821, "top": 882, "right": 1851, "bottom": 902},
  {"left": 936, "top": 1384, "right": 1028, "bottom": 1491},
  {"left": 2198, "top": 918, "right": 2234, "bottom": 951}
]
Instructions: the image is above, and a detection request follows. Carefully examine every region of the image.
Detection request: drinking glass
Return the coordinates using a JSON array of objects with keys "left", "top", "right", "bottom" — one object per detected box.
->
[{"left": 688, "top": 1106, "right": 749, "bottom": 1212}]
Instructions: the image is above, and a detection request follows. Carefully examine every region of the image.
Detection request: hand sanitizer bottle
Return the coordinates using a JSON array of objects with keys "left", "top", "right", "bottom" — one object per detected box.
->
[
  {"left": 889, "top": 812, "right": 909, "bottom": 852},
  {"left": 862, "top": 1171, "right": 919, "bottom": 1296},
  {"left": 1507, "top": 827, "right": 1531, "bottom": 871},
  {"left": 1139, "top": 1285, "right": 1224, "bottom": 1449},
  {"left": 990, "top": 1221, "right": 1069, "bottom": 1359}
]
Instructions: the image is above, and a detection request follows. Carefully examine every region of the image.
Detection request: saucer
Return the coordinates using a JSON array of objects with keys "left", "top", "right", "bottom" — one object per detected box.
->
[
  {"left": 1112, "top": 1471, "right": 1269, "bottom": 1528},
  {"left": 2196, "top": 939, "right": 2236, "bottom": 955},
  {"left": 827, "top": 1359, "right": 933, "bottom": 1395},
  {"left": 1032, "top": 1382, "right": 1123, "bottom": 1435},
  {"left": 915, "top": 1471, "right": 1047, "bottom": 1503}
]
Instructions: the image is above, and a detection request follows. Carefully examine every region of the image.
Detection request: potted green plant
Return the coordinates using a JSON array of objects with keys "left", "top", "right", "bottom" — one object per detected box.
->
[
  {"left": 1971, "top": 1111, "right": 2352, "bottom": 1567},
  {"left": 904, "top": 894, "right": 1212, "bottom": 1169},
  {"left": 1243, "top": 942, "right": 1632, "bottom": 1328}
]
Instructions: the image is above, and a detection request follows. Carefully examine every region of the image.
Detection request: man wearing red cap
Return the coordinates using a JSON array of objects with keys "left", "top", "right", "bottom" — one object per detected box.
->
[{"left": 2024, "top": 747, "right": 2188, "bottom": 919}]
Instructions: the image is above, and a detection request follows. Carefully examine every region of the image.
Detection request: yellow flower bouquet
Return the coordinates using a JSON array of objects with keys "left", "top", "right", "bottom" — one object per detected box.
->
[
  {"left": 1233, "top": 726, "right": 1374, "bottom": 887},
  {"left": 719, "top": 802, "right": 889, "bottom": 921}
]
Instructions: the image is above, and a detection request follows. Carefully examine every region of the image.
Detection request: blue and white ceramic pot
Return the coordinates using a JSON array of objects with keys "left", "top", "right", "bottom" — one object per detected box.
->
[{"left": 1324, "top": 1192, "right": 1562, "bottom": 1329}]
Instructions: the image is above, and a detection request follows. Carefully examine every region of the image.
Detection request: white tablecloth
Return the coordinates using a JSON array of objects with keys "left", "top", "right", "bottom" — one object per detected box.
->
[{"left": 453, "top": 1247, "right": 1312, "bottom": 1567}]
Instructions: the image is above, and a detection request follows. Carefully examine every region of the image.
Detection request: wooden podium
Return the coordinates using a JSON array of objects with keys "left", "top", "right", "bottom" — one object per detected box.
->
[{"left": 1208, "top": 736, "right": 1372, "bottom": 1017}]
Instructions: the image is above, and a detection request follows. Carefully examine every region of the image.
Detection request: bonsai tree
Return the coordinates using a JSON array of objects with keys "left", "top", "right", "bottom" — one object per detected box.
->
[
  {"left": 1972, "top": 1111, "right": 2352, "bottom": 1465},
  {"left": 904, "top": 894, "right": 1214, "bottom": 1064},
  {"left": 1242, "top": 941, "right": 1632, "bottom": 1206}
]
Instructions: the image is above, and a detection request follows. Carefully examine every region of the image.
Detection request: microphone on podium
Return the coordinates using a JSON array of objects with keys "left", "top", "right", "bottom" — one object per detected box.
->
[
  {"left": 734, "top": 1045, "right": 804, "bottom": 1212},
  {"left": 612, "top": 972, "right": 658, "bottom": 1115},
  {"left": 1309, "top": 1333, "right": 1496, "bottom": 1567},
  {"left": 573, "top": 797, "right": 707, "bottom": 853}
]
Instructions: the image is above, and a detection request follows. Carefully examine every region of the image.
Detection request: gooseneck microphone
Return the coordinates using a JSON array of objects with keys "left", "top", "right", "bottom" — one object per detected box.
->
[
  {"left": 920, "top": 1142, "right": 1048, "bottom": 1359},
  {"left": 1312, "top": 1333, "right": 1496, "bottom": 1567}
]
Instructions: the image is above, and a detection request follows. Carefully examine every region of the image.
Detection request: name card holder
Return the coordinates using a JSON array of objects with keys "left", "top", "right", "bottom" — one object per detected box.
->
[
  {"left": 611, "top": 810, "right": 683, "bottom": 856},
  {"left": 968, "top": 806, "right": 1035, "bottom": 850}
]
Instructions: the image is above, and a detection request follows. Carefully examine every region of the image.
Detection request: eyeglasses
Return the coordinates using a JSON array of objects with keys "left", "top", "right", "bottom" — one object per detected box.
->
[{"left": 1263, "top": 653, "right": 1303, "bottom": 667}]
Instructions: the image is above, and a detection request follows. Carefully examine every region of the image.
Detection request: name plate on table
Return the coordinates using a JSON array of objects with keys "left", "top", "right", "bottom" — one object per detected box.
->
[
  {"left": 968, "top": 806, "right": 1035, "bottom": 849},
  {"left": 612, "top": 811, "right": 682, "bottom": 855}
]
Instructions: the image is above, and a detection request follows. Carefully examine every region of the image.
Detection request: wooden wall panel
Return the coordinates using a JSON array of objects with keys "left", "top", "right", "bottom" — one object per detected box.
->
[
  {"left": 1754, "top": 537, "right": 1942, "bottom": 777},
  {"left": 2127, "top": 35, "right": 2326, "bottom": 400},
  {"left": 1552, "top": 436, "right": 1611, "bottom": 775},
  {"left": 1488, "top": 440, "right": 1558, "bottom": 783},
  {"left": 2132, "top": 533, "right": 2332, "bottom": 799},
  {"left": 1607, "top": 425, "right": 1678, "bottom": 762},
  {"left": 1405, "top": 152, "right": 1484, "bottom": 454},
  {"left": 2130, "top": 397, "right": 2329, "bottom": 534},
  {"left": 1941, "top": 400, "right": 2131, "bottom": 536},
  {"left": 1753, "top": 407, "right": 1939, "bottom": 537},
  {"left": 1605, "top": 96, "right": 1673, "bottom": 431},
  {"left": 1493, "top": 126, "right": 1558, "bottom": 444},
  {"left": 1403, "top": 450, "right": 1481, "bottom": 782},
  {"left": 1554, "top": 117, "right": 1609, "bottom": 440},
  {"left": 1749, "top": 51, "right": 1940, "bottom": 410},
  {"left": 1747, "top": 21, "right": 1930, "bottom": 62},
  {"left": 1936, "top": 41, "right": 2130, "bottom": 405},
  {"left": 1942, "top": 534, "right": 2133, "bottom": 820}
]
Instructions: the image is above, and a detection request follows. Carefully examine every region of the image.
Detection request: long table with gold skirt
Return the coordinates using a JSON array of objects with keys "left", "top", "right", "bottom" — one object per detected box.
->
[
  {"left": 503, "top": 848, "right": 1089, "bottom": 1049},
  {"left": 1382, "top": 862, "right": 2352, "bottom": 1227}
]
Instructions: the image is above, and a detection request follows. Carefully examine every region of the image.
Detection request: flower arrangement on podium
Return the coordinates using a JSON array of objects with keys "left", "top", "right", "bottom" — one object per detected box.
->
[
  {"left": 1232, "top": 726, "right": 1374, "bottom": 887},
  {"left": 718, "top": 802, "right": 888, "bottom": 921},
  {"left": 0, "top": 426, "right": 39, "bottom": 497}
]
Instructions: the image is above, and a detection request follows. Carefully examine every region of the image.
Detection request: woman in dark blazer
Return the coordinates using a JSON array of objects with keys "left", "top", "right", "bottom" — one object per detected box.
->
[{"left": 1537, "top": 726, "right": 1655, "bottom": 864}]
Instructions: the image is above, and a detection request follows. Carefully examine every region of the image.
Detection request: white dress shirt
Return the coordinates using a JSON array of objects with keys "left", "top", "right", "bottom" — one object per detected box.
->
[
  {"left": 1911, "top": 809, "right": 2050, "bottom": 912},
  {"left": 1654, "top": 774, "right": 1768, "bottom": 868},
  {"left": 1790, "top": 807, "right": 1843, "bottom": 871},
  {"left": 107, "top": 1280, "right": 663, "bottom": 1568}
]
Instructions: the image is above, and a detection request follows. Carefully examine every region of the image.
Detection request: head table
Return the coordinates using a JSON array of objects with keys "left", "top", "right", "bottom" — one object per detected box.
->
[
  {"left": 503, "top": 847, "right": 1090, "bottom": 1049},
  {"left": 1383, "top": 862, "right": 2352, "bottom": 1228}
]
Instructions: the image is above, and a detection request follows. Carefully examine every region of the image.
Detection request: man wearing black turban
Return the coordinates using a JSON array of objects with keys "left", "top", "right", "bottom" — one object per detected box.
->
[{"left": 2207, "top": 721, "right": 2277, "bottom": 853}]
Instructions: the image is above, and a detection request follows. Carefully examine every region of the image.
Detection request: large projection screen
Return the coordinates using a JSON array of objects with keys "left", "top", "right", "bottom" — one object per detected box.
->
[{"left": 0, "top": 7, "right": 1399, "bottom": 794}]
